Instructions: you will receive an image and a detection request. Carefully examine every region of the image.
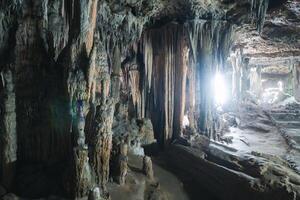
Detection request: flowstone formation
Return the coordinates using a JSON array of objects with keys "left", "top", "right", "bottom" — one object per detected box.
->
[{"left": 1, "top": 0, "right": 300, "bottom": 200}]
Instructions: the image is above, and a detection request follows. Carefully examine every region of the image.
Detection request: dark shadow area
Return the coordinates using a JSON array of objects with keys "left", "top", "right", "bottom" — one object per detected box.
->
[
  {"left": 268, "top": 0, "right": 288, "bottom": 9},
  {"left": 14, "top": 161, "right": 67, "bottom": 198}
]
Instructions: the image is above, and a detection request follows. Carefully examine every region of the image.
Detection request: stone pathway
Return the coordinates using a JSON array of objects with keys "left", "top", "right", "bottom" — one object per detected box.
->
[
  {"left": 224, "top": 102, "right": 289, "bottom": 157},
  {"left": 221, "top": 102, "right": 300, "bottom": 174},
  {"left": 268, "top": 103, "right": 300, "bottom": 172}
]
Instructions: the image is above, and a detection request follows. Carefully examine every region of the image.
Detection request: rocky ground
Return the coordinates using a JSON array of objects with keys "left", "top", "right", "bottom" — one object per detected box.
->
[
  {"left": 218, "top": 98, "right": 300, "bottom": 174},
  {"left": 108, "top": 154, "right": 189, "bottom": 200},
  {"left": 223, "top": 102, "right": 289, "bottom": 157},
  {"left": 267, "top": 101, "right": 300, "bottom": 172},
  {"left": 164, "top": 142, "right": 300, "bottom": 200}
]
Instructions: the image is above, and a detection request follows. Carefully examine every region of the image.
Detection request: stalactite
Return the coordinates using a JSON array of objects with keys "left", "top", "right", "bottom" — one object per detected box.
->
[
  {"left": 132, "top": 24, "right": 190, "bottom": 145},
  {"left": 173, "top": 42, "right": 189, "bottom": 139},
  {"left": 186, "top": 20, "right": 234, "bottom": 139},
  {"left": 48, "top": 0, "right": 70, "bottom": 59},
  {"left": 143, "top": 32, "right": 153, "bottom": 93},
  {"left": 230, "top": 49, "right": 243, "bottom": 102},
  {"left": 71, "top": 147, "right": 94, "bottom": 198},
  {"left": 249, "top": 0, "right": 269, "bottom": 33},
  {"left": 97, "top": 1, "right": 148, "bottom": 59},
  {"left": 129, "top": 20, "right": 234, "bottom": 144},
  {"left": 294, "top": 63, "right": 300, "bottom": 101},
  {"left": 185, "top": 57, "right": 197, "bottom": 129},
  {"left": 128, "top": 68, "right": 142, "bottom": 118}
]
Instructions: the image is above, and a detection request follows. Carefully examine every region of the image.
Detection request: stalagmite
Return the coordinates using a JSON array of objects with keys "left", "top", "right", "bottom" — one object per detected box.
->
[
  {"left": 143, "top": 156, "right": 154, "bottom": 181},
  {"left": 71, "top": 147, "right": 93, "bottom": 198},
  {"left": 90, "top": 45, "right": 121, "bottom": 186},
  {"left": 117, "top": 140, "right": 128, "bottom": 185},
  {"left": 0, "top": 67, "right": 16, "bottom": 190},
  {"left": 88, "top": 187, "right": 101, "bottom": 200},
  {"left": 90, "top": 98, "right": 115, "bottom": 185}
]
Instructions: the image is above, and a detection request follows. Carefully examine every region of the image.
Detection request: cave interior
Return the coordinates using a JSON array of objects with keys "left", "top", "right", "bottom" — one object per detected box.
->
[{"left": 0, "top": 0, "right": 300, "bottom": 200}]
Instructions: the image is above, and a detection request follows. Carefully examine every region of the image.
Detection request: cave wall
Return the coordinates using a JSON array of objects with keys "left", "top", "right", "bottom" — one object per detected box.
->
[
  {"left": 0, "top": 0, "right": 110, "bottom": 197},
  {"left": 0, "top": 0, "right": 271, "bottom": 198}
]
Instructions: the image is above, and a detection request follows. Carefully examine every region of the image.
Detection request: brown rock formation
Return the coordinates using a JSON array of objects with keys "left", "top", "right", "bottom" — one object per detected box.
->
[
  {"left": 117, "top": 140, "right": 128, "bottom": 185},
  {"left": 143, "top": 156, "right": 154, "bottom": 181}
]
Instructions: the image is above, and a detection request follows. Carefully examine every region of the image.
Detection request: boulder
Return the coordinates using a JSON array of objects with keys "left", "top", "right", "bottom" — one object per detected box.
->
[{"left": 88, "top": 187, "right": 102, "bottom": 200}]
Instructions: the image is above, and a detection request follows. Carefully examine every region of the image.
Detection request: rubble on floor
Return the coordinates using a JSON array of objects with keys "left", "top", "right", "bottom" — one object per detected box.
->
[{"left": 165, "top": 142, "right": 300, "bottom": 200}]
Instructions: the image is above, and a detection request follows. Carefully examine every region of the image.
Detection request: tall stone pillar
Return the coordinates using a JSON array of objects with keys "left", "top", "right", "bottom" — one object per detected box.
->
[
  {"left": 0, "top": 67, "right": 17, "bottom": 190},
  {"left": 293, "top": 62, "right": 300, "bottom": 101},
  {"left": 241, "top": 59, "right": 250, "bottom": 100},
  {"left": 249, "top": 66, "right": 262, "bottom": 98},
  {"left": 90, "top": 45, "right": 121, "bottom": 186}
]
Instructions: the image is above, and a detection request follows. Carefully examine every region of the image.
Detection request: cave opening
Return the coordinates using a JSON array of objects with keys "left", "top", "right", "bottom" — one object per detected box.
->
[{"left": 0, "top": 0, "right": 300, "bottom": 200}]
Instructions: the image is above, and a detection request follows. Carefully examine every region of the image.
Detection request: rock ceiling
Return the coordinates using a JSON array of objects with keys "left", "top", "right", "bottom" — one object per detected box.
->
[{"left": 233, "top": 0, "right": 300, "bottom": 67}]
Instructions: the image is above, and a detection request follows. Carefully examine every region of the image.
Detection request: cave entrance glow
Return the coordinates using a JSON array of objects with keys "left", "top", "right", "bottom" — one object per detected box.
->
[{"left": 213, "top": 72, "right": 228, "bottom": 106}]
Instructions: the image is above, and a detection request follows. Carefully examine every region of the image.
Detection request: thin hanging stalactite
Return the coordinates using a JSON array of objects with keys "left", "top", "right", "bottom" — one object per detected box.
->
[{"left": 185, "top": 20, "right": 234, "bottom": 139}]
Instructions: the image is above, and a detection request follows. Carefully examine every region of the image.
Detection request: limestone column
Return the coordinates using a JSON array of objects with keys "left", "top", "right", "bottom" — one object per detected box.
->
[
  {"left": 143, "top": 156, "right": 154, "bottom": 181},
  {"left": 117, "top": 140, "right": 128, "bottom": 185},
  {"left": 0, "top": 67, "right": 17, "bottom": 190},
  {"left": 293, "top": 62, "right": 300, "bottom": 101},
  {"left": 241, "top": 59, "right": 250, "bottom": 100},
  {"left": 90, "top": 45, "right": 121, "bottom": 185},
  {"left": 173, "top": 40, "right": 188, "bottom": 139}
]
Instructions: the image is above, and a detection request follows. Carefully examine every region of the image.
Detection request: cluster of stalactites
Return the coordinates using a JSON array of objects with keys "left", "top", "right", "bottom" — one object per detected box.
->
[
  {"left": 186, "top": 20, "right": 234, "bottom": 71},
  {"left": 127, "top": 20, "right": 234, "bottom": 143},
  {"left": 249, "top": 0, "right": 269, "bottom": 33},
  {"left": 125, "top": 24, "right": 188, "bottom": 144},
  {"left": 184, "top": 20, "right": 234, "bottom": 138},
  {"left": 97, "top": 1, "right": 148, "bottom": 59}
]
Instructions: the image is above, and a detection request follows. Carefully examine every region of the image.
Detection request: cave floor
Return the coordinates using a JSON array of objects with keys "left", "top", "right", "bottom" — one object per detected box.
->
[
  {"left": 107, "top": 154, "right": 190, "bottom": 200},
  {"left": 225, "top": 126, "right": 288, "bottom": 156},
  {"left": 222, "top": 101, "right": 300, "bottom": 173},
  {"left": 268, "top": 103, "right": 300, "bottom": 172}
]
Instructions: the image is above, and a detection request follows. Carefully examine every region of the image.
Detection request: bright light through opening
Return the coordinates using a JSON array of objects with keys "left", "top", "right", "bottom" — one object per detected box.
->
[{"left": 214, "top": 72, "right": 228, "bottom": 106}]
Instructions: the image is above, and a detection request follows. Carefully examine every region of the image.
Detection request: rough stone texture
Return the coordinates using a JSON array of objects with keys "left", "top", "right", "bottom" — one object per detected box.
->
[
  {"left": 88, "top": 187, "right": 102, "bottom": 200},
  {"left": 0, "top": 0, "right": 298, "bottom": 199},
  {"left": 71, "top": 147, "right": 94, "bottom": 198},
  {"left": 143, "top": 156, "right": 154, "bottom": 181},
  {"left": 90, "top": 98, "right": 115, "bottom": 186},
  {"left": 117, "top": 140, "right": 128, "bottom": 185},
  {"left": 231, "top": 1, "right": 300, "bottom": 93},
  {"left": 0, "top": 67, "right": 16, "bottom": 189},
  {"left": 165, "top": 143, "right": 300, "bottom": 200}
]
